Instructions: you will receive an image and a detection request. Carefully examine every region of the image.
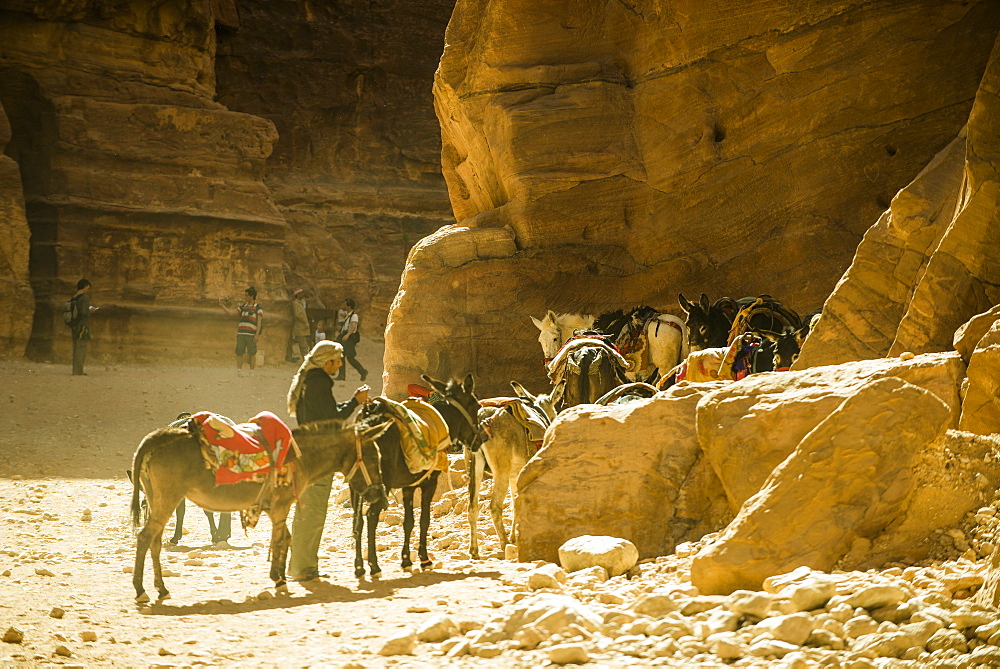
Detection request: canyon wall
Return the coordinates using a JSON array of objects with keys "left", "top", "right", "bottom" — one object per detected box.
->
[
  {"left": 0, "top": 0, "right": 453, "bottom": 363},
  {"left": 213, "top": 0, "right": 454, "bottom": 334},
  {"left": 384, "top": 0, "right": 1000, "bottom": 397}
]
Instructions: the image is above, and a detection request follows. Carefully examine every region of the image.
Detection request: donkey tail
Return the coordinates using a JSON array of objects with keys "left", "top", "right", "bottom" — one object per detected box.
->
[{"left": 129, "top": 433, "right": 154, "bottom": 528}]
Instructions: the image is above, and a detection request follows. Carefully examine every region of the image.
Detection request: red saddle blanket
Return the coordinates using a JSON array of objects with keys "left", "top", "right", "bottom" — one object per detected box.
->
[{"left": 190, "top": 410, "right": 295, "bottom": 485}]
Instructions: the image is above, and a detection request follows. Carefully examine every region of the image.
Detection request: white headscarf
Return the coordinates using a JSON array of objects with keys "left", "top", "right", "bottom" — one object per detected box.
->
[{"left": 287, "top": 340, "right": 344, "bottom": 416}]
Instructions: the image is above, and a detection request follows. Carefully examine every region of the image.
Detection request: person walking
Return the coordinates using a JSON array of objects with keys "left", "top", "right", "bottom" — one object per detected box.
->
[
  {"left": 287, "top": 288, "right": 312, "bottom": 363},
  {"left": 286, "top": 340, "right": 369, "bottom": 581},
  {"left": 70, "top": 278, "right": 97, "bottom": 376},
  {"left": 219, "top": 286, "right": 263, "bottom": 377},
  {"left": 335, "top": 298, "right": 367, "bottom": 382}
]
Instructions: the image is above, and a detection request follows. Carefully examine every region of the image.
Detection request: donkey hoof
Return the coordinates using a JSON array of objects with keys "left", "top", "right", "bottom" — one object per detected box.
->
[
  {"left": 354, "top": 567, "right": 366, "bottom": 578},
  {"left": 156, "top": 590, "right": 171, "bottom": 601},
  {"left": 275, "top": 582, "right": 289, "bottom": 594},
  {"left": 420, "top": 560, "right": 434, "bottom": 571},
  {"left": 370, "top": 569, "right": 381, "bottom": 580},
  {"left": 135, "top": 591, "right": 150, "bottom": 604}
]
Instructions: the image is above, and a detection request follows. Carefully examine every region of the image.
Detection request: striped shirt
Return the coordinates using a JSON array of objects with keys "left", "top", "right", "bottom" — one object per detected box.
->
[{"left": 237, "top": 302, "right": 263, "bottom": 336}]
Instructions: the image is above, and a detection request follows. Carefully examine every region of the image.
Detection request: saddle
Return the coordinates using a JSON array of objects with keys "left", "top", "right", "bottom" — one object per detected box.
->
[
  {"left": 188, "top": 411, "right": 297, "bottom": 486},
  {"left": 727, "top": 296, "right": 801, "bottom": 345},
  {"left": 378, "top": 398, "right": 451, "bottom": 475},
  {"left": 479, "top": 397, "right": 548, "bottom": 443}
]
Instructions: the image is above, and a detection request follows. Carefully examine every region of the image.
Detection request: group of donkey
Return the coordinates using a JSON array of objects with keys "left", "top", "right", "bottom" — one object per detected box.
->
[{"left": 129, "top": 293, "right": 818, "bottom": 603}]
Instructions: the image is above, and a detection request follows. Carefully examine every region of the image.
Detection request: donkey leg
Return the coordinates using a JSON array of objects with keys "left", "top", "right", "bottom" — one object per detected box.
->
[
  {"left": 417, "top": 475, "right": 438, "bottom": 570},
  {"left": 133, "top": 522, "right": 159, "bottom": 602},
  {"left": 489, "top": 469, "right": 511, "bottom": 550},
  {"left": 150, "top": 528, "right": 169, "bottom": 600},
  {"left": 366, "top": 496, "right": 384, "bottom": 578},
  {"left": 168, "top": 499, "right": 185, "bottom": 544},
  {"left": 401, "top": 486, "right": 416, "bottom": 571},
  {"left": 268, "top": 509, "right": 291, "bottom": 590},
  {"left": 467, "top": 449, "right": 484, "bottom": 560},
  {"left": 351, "top": 489, "right": 366, "bottom": 578}
]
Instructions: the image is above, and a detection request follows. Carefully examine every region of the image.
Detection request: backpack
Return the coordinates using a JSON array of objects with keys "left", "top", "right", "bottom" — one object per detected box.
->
[{"left": 62, "top": 296, "right": 79, "bottom": 327}]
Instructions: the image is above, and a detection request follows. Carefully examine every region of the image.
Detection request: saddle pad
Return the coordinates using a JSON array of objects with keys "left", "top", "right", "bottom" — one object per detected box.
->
[
  {"left": 191, "top": 410, "right": 295, "bottom": 485},
  {"left": 547, "top": 337, "right": 629, "bottom": 384},
  {"left": 381, "top": 398, "right": 452, "bottom": 474}
]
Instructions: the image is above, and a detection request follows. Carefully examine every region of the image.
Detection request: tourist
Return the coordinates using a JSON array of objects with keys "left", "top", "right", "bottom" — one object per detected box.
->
[
  {"left": 219, "top": 286, "right": 263, "bottom": 377},
  {"left": 70, "top": 278, "right": 97, "bottom": 376},
  {"left": 335, "top": 298, "right": 367, "bottom": 382},
  {"left": 314, "top": 319, "right": 327, "bottom": 344},
  {"left": 286, "top": 340, "right": 369, "bottom": 581}
]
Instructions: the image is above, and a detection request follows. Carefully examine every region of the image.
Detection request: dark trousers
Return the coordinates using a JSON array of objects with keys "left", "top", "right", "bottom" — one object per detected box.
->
[
  {"left": 72, "top": 338, "right": 88, "bottom": 375},
  {"left": 337, "top": 336, "right": 367, "bottom": 380}
]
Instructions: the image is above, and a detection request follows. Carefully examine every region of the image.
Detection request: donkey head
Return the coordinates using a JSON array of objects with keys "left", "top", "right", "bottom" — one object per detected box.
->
[
  {"left": 764, "top": 328, "right": 803, "bottom": 372},
  {"left": 421, "top": 373, "right": 480, "bottom": 451},
  {"left": 352, "top": 421, "right": 390, "bottom": 505},
  {"left": 678, "top": 293, "right": 714, "bottom": 351},
  {"left": 530, "top": 310, "right": 563, "bottom": 361}
]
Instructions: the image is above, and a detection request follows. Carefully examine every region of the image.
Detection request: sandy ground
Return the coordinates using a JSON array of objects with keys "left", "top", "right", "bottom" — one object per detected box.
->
[{"left": 0, "top": 340, "right": 526, "bottom": 667}]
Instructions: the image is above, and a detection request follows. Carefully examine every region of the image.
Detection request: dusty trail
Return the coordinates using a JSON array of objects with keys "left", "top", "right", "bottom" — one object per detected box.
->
[{"left": 0, "top": 343, "right": 524, "bottom": 666}]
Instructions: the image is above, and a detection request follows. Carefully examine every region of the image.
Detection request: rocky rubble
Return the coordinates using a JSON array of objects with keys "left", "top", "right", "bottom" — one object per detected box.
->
[{"left": 397, "top": 533, "right": 1000, "bottom": 667}]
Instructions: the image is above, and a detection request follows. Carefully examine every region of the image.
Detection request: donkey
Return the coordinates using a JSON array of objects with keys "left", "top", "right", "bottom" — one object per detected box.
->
[
  {"left": 678, "top": 293, "right": 746, "bottom": 351},
  {"left": 530, "top": 310, "right": 596, "bottom": 363},
  {"left": 467, "top": 382, "right": 554, "bottom": 558},
  {"left": 129, "top": 419, "right": 388, "bottom": 602},
  {"left": 555, "top": 341, "right": 629, "bottom": 411},
  {"left": 349, "top": 374, "right": 481, "bottom": 577},
  {"left": 594, "top": 306, "right": 687, "bottom": 382}
]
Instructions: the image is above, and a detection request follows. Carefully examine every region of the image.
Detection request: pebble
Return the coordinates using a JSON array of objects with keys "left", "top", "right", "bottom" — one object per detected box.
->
[
  {"left": 548, "top": 642, "right": 589, "bottom": 664},
  {"left": 80, "top": 631, "right": 97, "bottom": 642},
  {"left": 34, "top": 568, "right": 55, "bottom": 577},
  {"left": 49, "top": 607, "right": 65, "bottom": 619},
  {"left": 54, "top": 645, "right": 72, "bottom": 657},
  {"left": 3, "top": 627, "right": 24, "bottom": 644}
]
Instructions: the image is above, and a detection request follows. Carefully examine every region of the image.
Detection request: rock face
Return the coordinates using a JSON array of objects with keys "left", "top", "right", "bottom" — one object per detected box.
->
[
  {"left": 214, "top": 0, "right": 454, "bottom": 332},
  {"left": 0, "top": 1, "right": 284, "bottom": 363},
  {"left": 384, "top": 0, "right": 1000, "bottom": 396},
  {"left": 797, "top": 32, "right": 1000, "bottom": 369},
  {"left": 0, "top": 102, "right": 32, "bottom": 355},
  {"left": 960, "top": 318, "right": 1000, "bottom": 435},
  {"left": 696, "top": 352, "right": 965, "bottom": 511},
  {"left": 0, "top": 1, "right": 454, "bottom": 361},
  {"left": 690, "top": 377, "right": 951, "bottom": 595},
  {"left": 515, "top": 383, "right": 732, "bottom": 563}
]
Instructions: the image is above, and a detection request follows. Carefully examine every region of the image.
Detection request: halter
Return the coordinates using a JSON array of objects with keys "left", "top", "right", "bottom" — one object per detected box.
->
[
  {"left": 441, "top": 394, "right": 479, "bottom": 444},
  {"left": 344, "top": 434, "right": 376, "bottom": 488}
]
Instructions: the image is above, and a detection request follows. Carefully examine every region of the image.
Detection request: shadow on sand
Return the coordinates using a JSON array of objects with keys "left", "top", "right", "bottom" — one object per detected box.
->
[{"left": 142, "top": 569, "right": 503, "bottom": 616}]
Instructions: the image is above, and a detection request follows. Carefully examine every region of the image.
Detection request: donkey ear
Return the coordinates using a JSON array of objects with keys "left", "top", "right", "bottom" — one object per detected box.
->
[
  {"left": 462, "top": 373, "right": 475, "bottom": 394},
  {"left": 545, "top": 309, "right": 558, "bottom": 323},
  {"left": 530, "top": 315, "right": 545, "bottom": 330},
  {"left": 420, "top": 374, "right": 448, "bottom": 393},
  {"left": 699, "top": 293, "right": 711, "bottom": 312},
  {"left": 510, "top": 380, "right": 535, "bottom": 401},
  {"left": 677, "top": 293, "right": 690, "bottom": 314}
]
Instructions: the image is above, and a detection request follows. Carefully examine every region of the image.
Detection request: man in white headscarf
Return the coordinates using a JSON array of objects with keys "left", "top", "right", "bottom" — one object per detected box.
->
[{"left": 287, "top": 340, "right": 370, "bottom": 581}]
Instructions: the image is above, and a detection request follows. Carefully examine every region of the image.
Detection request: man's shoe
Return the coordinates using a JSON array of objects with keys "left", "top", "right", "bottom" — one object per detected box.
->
[{"left": 360, "top": 371, "right": 368, "bottom": 382}]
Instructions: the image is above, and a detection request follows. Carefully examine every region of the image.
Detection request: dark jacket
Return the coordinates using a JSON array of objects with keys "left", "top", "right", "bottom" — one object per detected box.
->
[
  {"left": 295, "top": 367, "right": 357, "bottom": 425},
  {"left": 72, "top": 293, "right": 91, "bottom": 340}
]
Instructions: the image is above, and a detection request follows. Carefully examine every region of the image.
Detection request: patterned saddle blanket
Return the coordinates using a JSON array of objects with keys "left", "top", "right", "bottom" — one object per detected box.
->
[
  {"left": 380, "top": 397, "right": 451, "bottom": 475},
  {"left": 189, "top": 410, "right": 296, "bottom": 485}
]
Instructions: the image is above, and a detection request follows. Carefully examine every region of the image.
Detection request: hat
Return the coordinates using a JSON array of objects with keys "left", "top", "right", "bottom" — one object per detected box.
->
[{"left": 293, "top": 288, "right": 304, "bottom": 296}]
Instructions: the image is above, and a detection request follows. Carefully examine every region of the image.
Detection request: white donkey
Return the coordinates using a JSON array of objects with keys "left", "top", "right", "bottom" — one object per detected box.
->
[
  {"left": 530, "top": 310, "right": 595, "bottom": 364},
  {"left": 531, "top": 308, "right": 687, "bottom": 382},
  {"left": 467, "top": 381, "right": 554, "bottom": 558}
]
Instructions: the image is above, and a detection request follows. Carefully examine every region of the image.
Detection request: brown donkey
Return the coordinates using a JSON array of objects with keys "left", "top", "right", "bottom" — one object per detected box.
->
[{"left": 129, "top": 418, "right": 389, "bottom": 603}]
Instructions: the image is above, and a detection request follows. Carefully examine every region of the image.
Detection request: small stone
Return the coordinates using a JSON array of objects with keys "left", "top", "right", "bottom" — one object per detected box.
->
[
  {"left": 3, "top": 627, "right": 24, "bottom": 644},
  {"left": 558, "top": 535, "right": 638, "bottom": 577},
  {"left": 49, "top": 607, "right": 65, "bottom": 619},
  {"left": 747, "top": 638, "right": 798, "bottom": 658},
  {"left": 54, "top": 645, "right": 72, "bottom": 657},
  {"left": 80, "top": 631, "right": 97, "bottom": 642},
  {"left": 1, "top": 570, "right": 10, "bottom": 577},
  {"left": 379, "top": 631, "right": 417, "bottom": 656},
  {"left": 34, "top": 568, "right": 55, "bottom": 577},
  {"left": 416, "top": 614, "right": 459, "bottom": 643},
  {"left": 471, "top": 643, "right": 502, "bottom": 658},
  {"left": 843, "top": 585, "right": 906, "bottom": 610},
  {"left": 926, "top": 628, "right": 968, "bottom": 653},
  {"left": 527, "top": 563, "right": 567, "bottom": 590},
  {"left": 753, "top": 613, "right": 813, "bottom": 646},
  {"left": 406, "top": 605, "right": 431, "bottom": 613},
  {"left": 548, "top": 642, "right": 589, "bottom": 664},
  {"left": 257, "top": 590, "right": 274, "bottom": 601},
  {"left": 157, "top": 647, "right": 175, "bottom": 656}
]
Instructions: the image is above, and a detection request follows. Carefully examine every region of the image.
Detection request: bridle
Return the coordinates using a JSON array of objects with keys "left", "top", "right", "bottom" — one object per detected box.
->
[
  {"left": 437, "top": 393, "right": 480, "bottom": 451},
  {"left": 344, "top": 433, "right": 379, "bottom": 495}
]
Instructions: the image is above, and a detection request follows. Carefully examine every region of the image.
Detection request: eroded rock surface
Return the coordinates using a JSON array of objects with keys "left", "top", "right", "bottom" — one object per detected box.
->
[
  {"left": 385, "top": 0, "right": 1000, "bottom": 396},
  {"left": 0, "top": 102, "right": 32, "bottom": 355}
]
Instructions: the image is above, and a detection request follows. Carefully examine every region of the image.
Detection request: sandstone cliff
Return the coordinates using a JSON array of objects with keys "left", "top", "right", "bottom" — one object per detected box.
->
[
  {"left": 0, "top": 102, "right": 32, "bottom": 355},
  {"left": 214, "top": 0, "right": 455, "bottom": 332},
  {"left": 385, "top": 0, "right": 1000, "bottom": 397}
]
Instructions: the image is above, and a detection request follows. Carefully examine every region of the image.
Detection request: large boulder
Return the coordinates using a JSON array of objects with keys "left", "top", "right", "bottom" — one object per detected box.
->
[
  {"left": 558, "top": 535, "right": 638, "bottom": 577},
  {"left": 385, "top": 0, "right": 1000, "bottom": 396},
  {"left": 691, "top": 377, "right": 951, "bottom": 595},
  {"left": 515, "top": 383, "right": 731, "bottom": 563},
  {"left": 696, "top": 352, "right": 965, "bottom": 511}
]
